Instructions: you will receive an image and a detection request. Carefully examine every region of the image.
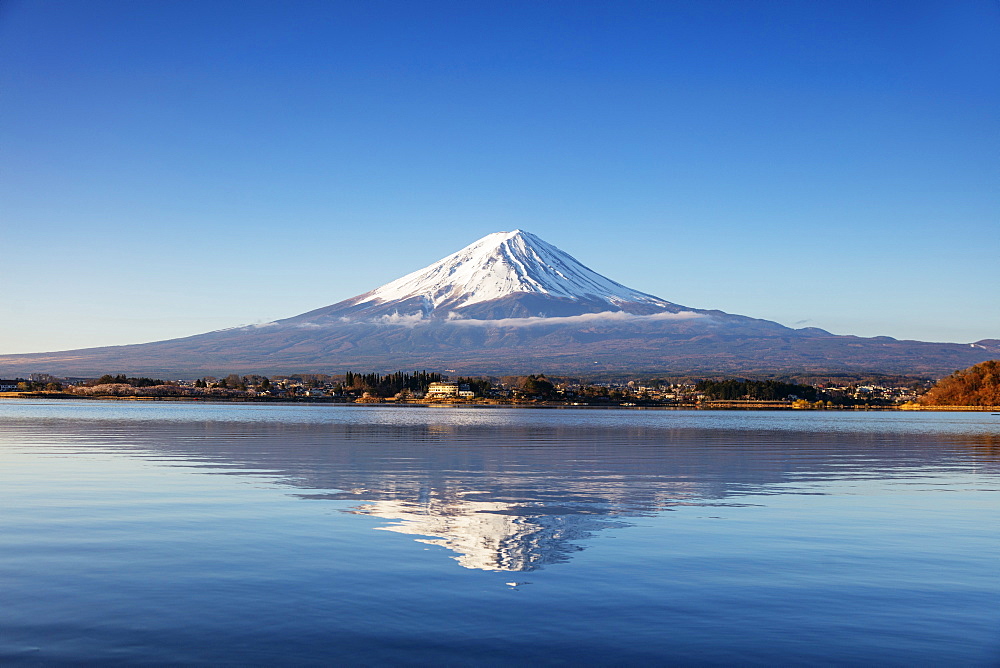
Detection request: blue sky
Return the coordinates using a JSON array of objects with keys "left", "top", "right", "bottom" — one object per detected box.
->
[{"left": 2, "top": 0, "right": 997, "bottom": 354}]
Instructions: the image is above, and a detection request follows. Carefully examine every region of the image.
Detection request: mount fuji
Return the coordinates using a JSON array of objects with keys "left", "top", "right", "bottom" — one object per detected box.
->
[
  {"left": 1, "top": 230, "right": 996, "bottom": 377},
  {"left": 290, "top": 230, "right": 690, "bottom": 323}
]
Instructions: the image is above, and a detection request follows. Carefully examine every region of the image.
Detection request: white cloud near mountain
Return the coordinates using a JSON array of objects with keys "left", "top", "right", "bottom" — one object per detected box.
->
[{"left": 365, "top": 310, "right": 708, "bottom": 329}]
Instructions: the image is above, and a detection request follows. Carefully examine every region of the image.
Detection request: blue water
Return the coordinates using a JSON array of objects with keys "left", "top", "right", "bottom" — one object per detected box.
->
[{"left": 1, "top": 400, "right": 998, "bottom": 665}]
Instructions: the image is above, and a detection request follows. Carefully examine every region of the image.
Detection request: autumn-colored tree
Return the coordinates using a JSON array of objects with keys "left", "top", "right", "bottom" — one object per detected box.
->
[{"left": 919, "top": 361, "right": 1000, "bottom": 406}]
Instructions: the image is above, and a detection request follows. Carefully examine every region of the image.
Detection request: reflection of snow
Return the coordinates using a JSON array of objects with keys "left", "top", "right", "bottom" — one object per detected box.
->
[
  {"left": 341, "top": 477, "right": 718, "bottom": 572},
  {"left": 355, "top": 495, "right": 621, "bottom": 572}
]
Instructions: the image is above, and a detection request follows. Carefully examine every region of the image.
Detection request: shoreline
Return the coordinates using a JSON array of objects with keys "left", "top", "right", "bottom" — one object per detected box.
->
[{"left": 1, "top": 392, "right": 996, "bottom": 411}]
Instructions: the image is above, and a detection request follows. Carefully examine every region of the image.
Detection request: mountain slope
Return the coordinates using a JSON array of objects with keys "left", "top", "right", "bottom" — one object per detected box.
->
[{"left": 0, "top": 230, "right": 996, "bottom": 377}]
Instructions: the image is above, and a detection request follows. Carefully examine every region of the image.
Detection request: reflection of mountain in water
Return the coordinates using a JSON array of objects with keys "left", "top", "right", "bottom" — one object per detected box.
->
[
  {"left": 20, "top": 412, "right": 999, "bottom": 572},
  {"left": 348, "top": 475, "right": 748, "bottom": 570},
  {"left": 282, "top": 423, "right": 751, "bottom": 571},
  {"left": 358, "top": 496, "right": 619, "bottom": 571},
  {"left": 309, "top": 473, "right": 712, "bottom": 571}
]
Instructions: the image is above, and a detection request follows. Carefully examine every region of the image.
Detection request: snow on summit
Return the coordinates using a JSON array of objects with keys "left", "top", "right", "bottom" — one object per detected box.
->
[{"left": 358, "top": 230, "right": 670, "bottom": 311}]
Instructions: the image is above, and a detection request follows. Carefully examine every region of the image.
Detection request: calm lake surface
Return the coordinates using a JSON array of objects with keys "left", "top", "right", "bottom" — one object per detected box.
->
[{"left": 1, "top": 400, "right": 998, "bottom": 666}]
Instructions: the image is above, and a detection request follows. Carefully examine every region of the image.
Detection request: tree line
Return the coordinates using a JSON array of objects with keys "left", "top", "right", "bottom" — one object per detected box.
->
[
  {"left": 87, "top": 374, "right": 167, "bottom": 387},
  {"left": 695, "top": 379, "right": 818, "bottom": 401},
  {"left": 344, "top": 370, "right": 444, "bottom": 396}
]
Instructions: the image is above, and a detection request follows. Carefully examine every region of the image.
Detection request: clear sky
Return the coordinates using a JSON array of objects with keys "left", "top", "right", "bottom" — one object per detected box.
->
[{"left": 2, "top": 0, "right": 997, "bottom": 354}]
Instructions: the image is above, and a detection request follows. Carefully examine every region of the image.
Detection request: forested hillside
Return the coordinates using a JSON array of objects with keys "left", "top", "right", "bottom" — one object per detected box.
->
[{"left": 919, "top": 361, "right": 1000, "bottom": 406}]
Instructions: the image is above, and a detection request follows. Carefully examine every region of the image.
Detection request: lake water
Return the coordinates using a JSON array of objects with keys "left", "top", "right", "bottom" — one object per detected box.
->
[{"left": 1, "top": 400, "right": 998, "bottom": 666}]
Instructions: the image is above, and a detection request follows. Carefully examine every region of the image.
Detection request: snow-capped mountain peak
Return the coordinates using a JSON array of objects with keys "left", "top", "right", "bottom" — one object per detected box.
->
[{"left": 356, "top": 229, "right": 671, "bottom": 312}]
